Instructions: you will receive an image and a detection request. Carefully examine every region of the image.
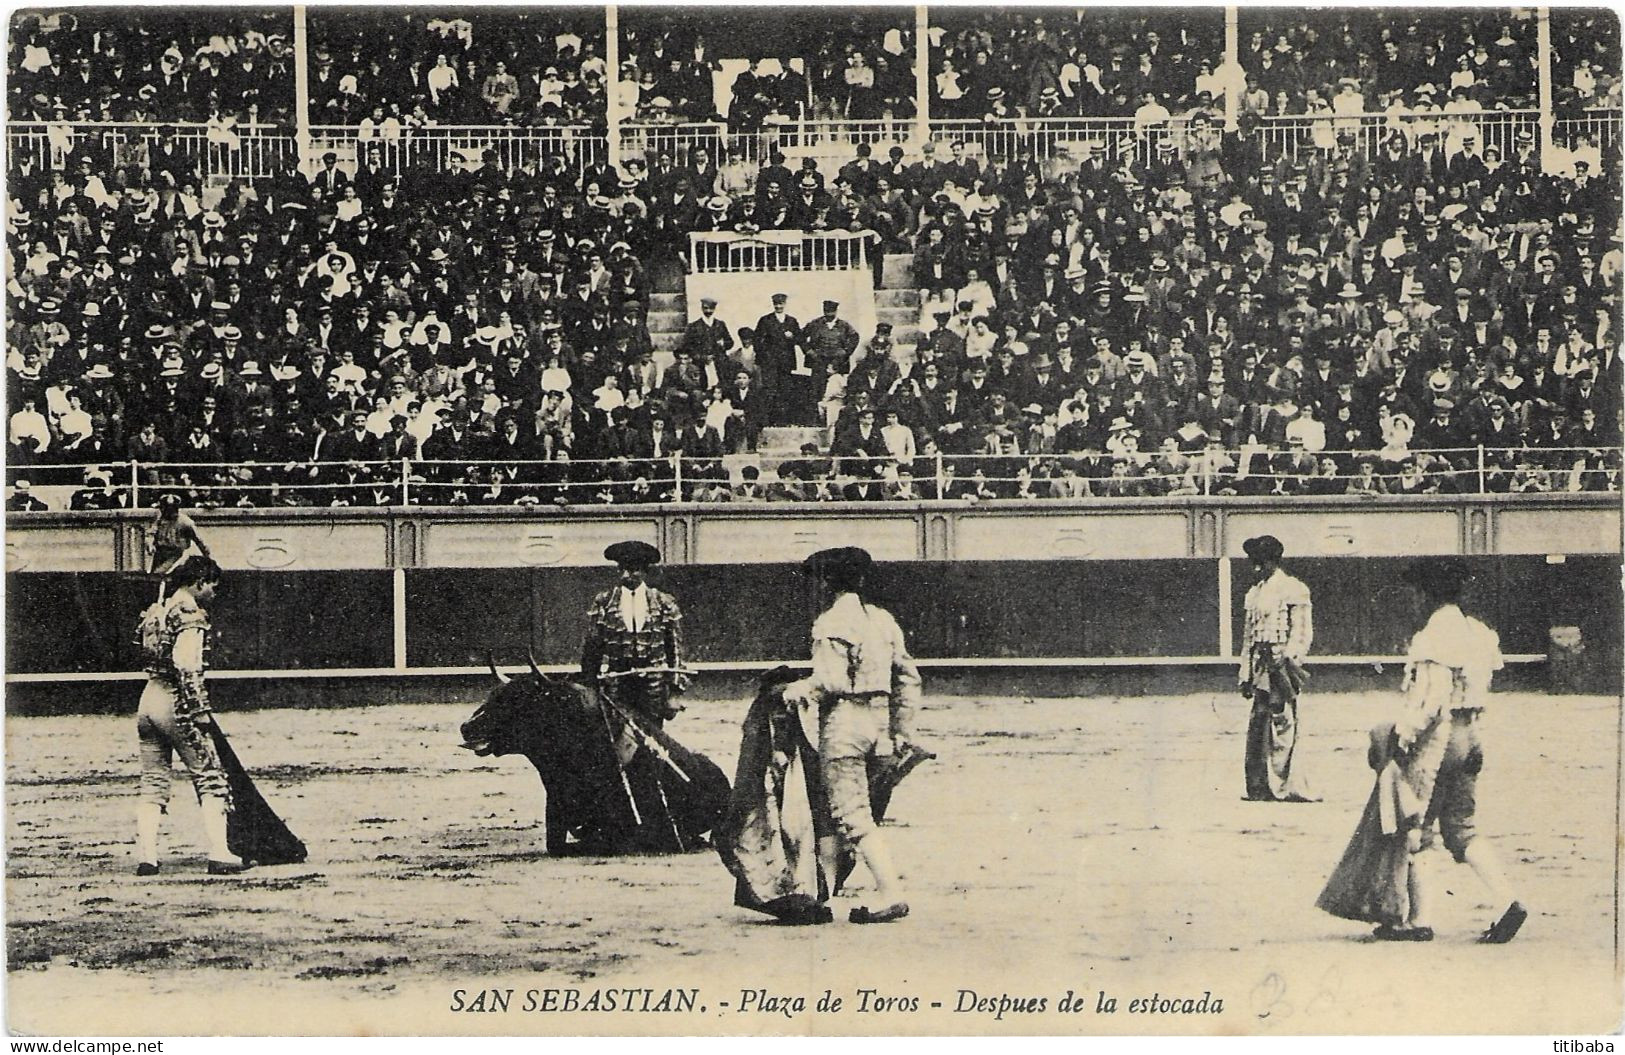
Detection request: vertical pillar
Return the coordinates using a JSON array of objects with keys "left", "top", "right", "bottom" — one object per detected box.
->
[
  {"left": 293, "top": 4, "right": 311, "bottom": 168},
  {"left": 392, "top": 568, "right": 407, "bottom": 671},
  {"left": 914, "top": 5, "right": 930, "bottom": 149},
  {"left": 1223, "top": 6, "right": 1240, "bottom": 132},
  {"left": 1537, "top": 6, "right": 1555, "bottom": 167},
  {"left": 606, "top": 4, "right": 622, "bottom": 171}
]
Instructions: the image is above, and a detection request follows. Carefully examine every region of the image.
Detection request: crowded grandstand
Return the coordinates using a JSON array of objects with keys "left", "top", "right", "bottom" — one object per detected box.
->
[{"left": 6, "top": 7, "right": 1622, "bottom": 510}]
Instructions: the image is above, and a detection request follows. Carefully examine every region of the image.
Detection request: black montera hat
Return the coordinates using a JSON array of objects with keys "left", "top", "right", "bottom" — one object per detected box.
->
[
  {"left": 605, "top": 540, "right": 661, "bottom": 568},
  {"left": 1242, "top": 535, "right": 1284, "bottom": 562},
  {"left": 801, "top": 546, "right": 872, "bottom": 582},
  {"left": 1404, "top": 557, "right": 1471, "bottom": 596}
]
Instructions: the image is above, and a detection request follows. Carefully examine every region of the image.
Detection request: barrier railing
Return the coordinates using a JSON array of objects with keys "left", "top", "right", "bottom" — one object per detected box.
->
[
  {"left": 13, "top": 108, "right": 1619, "bottom": 183},
  {"left": 6, "top": 121, "right": 607, "bottom": 181},
  {"left": 1555, "top": 108, "right": 1623, "bottom": 154},
  {"left": 689, "top": 230, "right": 873, "bottom": 273},
  {"left": 314, "top": 123, "right": 606, "bottom": 175},
  {"left": 5, "top": 446, "right": 1616, "bottom": 511},
  {"left": 6, "top": 120, "right": 300, "bottom": 180},
  {"left": 618, "top": 121, "right": 740, "bottom": 163}
]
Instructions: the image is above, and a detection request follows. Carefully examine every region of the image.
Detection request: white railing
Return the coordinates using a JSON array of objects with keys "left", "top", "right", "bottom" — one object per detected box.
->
[
  {"left": 6, "top": 121, "right": 300, "bottom": 180},
  {"left": 689, "top": 229, "right": 873, "bottom": 273},
  {"left": 4, "top": 447, "right": 1617, "bottom": 512},
  {"left": 9, "top": 109, "right": 1620, "bottom": 182},
  {"left": 1556, "top": 108, "right": 1623, "bottom": 153},
  {"left": 617, "top": 121, "right": 739, "bottom": 163},
  {"left": 314, "top": 123, "right": 607, "bottom": 175},
  {"left": 6, "top": 121, "right": 608, "bottom": 181}
]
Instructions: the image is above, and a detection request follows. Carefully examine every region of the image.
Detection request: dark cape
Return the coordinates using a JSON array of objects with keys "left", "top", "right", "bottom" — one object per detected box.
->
[
  {"left": 714, "top": 669, "right": 926, "bottom": 918},
  {"left": 714, "top": 672, "right": 833, "bottom": 917},
  {"left": 1314, "top": 723, "right": 1412, "bottom": 926},
  {"left": 206, "top": 719, "right": 309, "bottom": 866}
]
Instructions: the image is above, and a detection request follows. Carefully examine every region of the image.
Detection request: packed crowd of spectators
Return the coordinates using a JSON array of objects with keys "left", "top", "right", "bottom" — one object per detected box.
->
[
  {"left": 307, "top": 11, "right": 606, "bottom": 129},
  {"left": 775, "top": 119, "right": 1623, "bottom": 501},
  {"left": 5, "top": 12, "right": 1624, "bottom": 510},
  {"left": 927, "top": 9, "right": 1621, "bottom": 122},
  {"left": 11, "top": 8, "right": 1617, "bottom": 135},
  {"left": 8, "top": 100, "right": 1623, "bottom": 508},
  {"left": 614, "top": 14, "right": 916, "bottom": 128},
  {"left": 8, "top": 9, "right": 295, "bottom": 124},
  {"left": 7, "top": 127, "right": 860, "bottom": 508}
]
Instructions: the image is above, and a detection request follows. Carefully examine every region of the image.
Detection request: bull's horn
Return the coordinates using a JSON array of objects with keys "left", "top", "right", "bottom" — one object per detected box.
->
[
  {"left": 487, "top": 651, "right": 510, "bottom": 685},
  {"left": 527, "top": 649, "right": 546, "bottom": 679}
]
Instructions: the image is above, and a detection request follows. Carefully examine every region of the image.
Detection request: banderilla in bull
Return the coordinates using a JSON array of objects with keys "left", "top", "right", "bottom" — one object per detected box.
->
[{"left": 594, "top": 670, "right": 696, "bottom": 784}]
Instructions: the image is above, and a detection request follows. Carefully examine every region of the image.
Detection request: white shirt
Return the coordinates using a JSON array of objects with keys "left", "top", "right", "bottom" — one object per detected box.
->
[
  {"left": 796, "top": 592, "right": 921, "bottom": 704},
  {"left": 1396, "top": 605, "right": 1503, "bottom": 746},
  {"left": 427, "top": 65, "right": 458, "bottom": 97},
  {"left": 9, "top": 409, "right": 50, "bottom": 451},
  {"left": 882, "top": 421, "right": 917, "bottom": 461},
  {"left": 1284, "top": 416, "right": 1326, "bottom": 453},
  {"left": 1133, "top": 100, "right": 1172, "bottom": 128},
  {"left": 57, "top": 406, "right": 92, "bottom": 440},
  {"left": 618, "top": 584, "right": 649, "bottom": 632}
]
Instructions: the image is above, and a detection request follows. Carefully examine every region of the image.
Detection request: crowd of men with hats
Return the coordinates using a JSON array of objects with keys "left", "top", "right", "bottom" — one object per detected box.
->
[
  {"left": 788, "top": 111, "right": 1622, "bottom": 498},
  {"left": 7, "top": 110, "right": 1624, "bottom": 505},
  {"left": 927, "top": 9, "right": 1616, "bottom": 120},
  {"left": 9, "top": 10, "right": 296, "bottom": 124},
  {"left": 305, "top": 11, "right": 607, "bottom": 128},
  {"left": 7, "top": 123, "right": 920, "bottom": 507},
  {"left": 10, "top": 8, "right": 1618, "bottom": 130},
  {"left": 5, "top": 10, "right": 1624, "bottom": 508}
]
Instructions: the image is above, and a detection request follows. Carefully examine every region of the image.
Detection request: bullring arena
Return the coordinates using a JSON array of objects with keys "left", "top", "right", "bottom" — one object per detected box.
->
[
  {"left": 5, "top": 682, "right": 1621, "bottom": 1034},
  {"left": 5, "top": 2, "right": 1625, "bottom": 1039}
]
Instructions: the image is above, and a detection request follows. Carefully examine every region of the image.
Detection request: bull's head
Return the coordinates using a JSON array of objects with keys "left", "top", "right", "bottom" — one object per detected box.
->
[{"left": 458, "top": 652, "right": 574, "bottom": 758}]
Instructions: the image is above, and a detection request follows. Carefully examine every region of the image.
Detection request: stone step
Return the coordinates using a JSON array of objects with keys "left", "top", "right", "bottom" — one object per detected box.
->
[
  {"left": 649, "top": 292, "right": 686, "bottom": 312},
  {"left": 880, "top": 253, "right": 915, "bottom": 290},
  {"left": 875, "top": 287, "right": 920, "bottom": 309},
  {"left": 877, "top": 305, "right": 918, "bottom": 326},
  {"left": 648, "top": 309, "right": 687, "bottom": 333},
  {"left": 651, "top": 331, "right": 686, "bottom": 352},
  {"left": 649, "top": 258, "right": 687, "bottom": 293}
]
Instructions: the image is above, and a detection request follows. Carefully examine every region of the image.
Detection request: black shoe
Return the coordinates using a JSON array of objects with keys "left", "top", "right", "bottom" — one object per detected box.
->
[
  {"left": 764, "top": 895, "right": 832, "bottom": 926},
  {"left": 778, "top": 904, "right": 834, "bottom": 926},
  {"left": 206, "top": 859, "right": 250, "bottom": 875},
  {"left": 1479, "top": 902, "right": 1528, "bottom": 944},
  {"left": 1374, "top": 923, "right": 1433, "bottom": 941},
  {"left": 135, "top": 862, "right": 160, "bottom": 877},
  {"left": 849, "top": 902, "right": 910, "bottom": 924},
  {"left": 891, "top": 744, "right": 937, "bottom": 782}
]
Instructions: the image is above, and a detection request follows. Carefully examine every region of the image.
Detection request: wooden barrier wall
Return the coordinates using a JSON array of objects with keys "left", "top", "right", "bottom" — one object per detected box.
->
[{"left": 5, "top": 497, "right": 1619, "bottom": 695}]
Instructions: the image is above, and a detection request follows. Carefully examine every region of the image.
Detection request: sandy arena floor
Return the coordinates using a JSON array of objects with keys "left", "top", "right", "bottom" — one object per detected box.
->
[{"left": 5, "top": 687, "right": 1621, "bottom": 1036}]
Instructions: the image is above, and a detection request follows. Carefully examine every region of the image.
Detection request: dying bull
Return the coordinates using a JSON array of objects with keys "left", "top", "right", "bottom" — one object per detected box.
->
[{"left": 459, "top": 656, "right": 730, "bottom": 855}]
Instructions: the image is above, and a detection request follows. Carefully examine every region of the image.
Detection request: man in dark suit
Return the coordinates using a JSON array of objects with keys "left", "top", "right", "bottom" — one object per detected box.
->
[
  {"left": 753, "top": 292, "right": 809, "bottom": 426},
  {"left": 725, "top": 366, "right": 768, "bottom": 453},
  {"left": 1195, "top": 368, "right": 1243, "bottom": 448},
  {"left": 319, "top": 408, "right": 380, "bottom": 465},
  {"left": 682, "top": 296, "right": 734, "bottom": 362},
  {"left": 309, "top": 151, "right": 349, "bottom": 198},
  {"left": 830, "top": 407, "right": 892, "bottom": 486}
]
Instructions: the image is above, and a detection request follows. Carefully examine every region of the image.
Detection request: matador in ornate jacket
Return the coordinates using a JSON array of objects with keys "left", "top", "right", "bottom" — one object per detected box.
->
[{"left": 580, "top": 540, "right": 689, "bottom": 730}]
